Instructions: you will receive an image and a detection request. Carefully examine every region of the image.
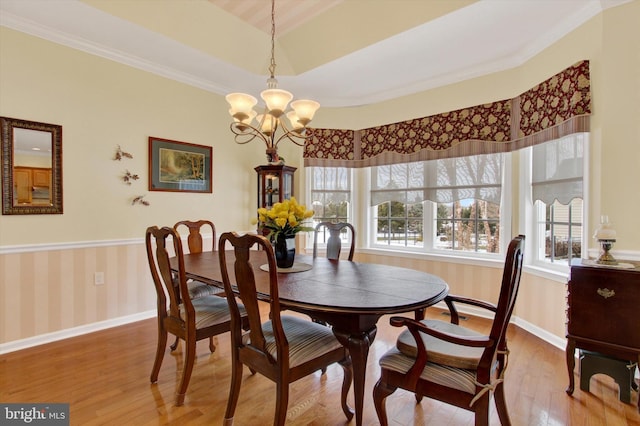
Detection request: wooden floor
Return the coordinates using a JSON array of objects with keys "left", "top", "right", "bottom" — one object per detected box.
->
[{"left": 1, "top": 307, "right": 639, "bottom": 425}]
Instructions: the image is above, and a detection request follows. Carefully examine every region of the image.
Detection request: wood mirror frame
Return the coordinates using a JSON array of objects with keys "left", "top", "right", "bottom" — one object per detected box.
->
[{"left": 1, "top": 117, "right": 63, "bottom": 215}]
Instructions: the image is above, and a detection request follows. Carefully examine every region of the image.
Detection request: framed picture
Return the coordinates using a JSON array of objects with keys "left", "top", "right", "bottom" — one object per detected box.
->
[{"left": 148, "top": 137, "right": 212, "bottom": 193}]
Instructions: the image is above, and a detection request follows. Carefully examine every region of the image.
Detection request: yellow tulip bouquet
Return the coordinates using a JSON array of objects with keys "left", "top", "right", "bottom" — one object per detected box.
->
[{"left": 257, "top": 197, "right": 315, "bottom": 241}]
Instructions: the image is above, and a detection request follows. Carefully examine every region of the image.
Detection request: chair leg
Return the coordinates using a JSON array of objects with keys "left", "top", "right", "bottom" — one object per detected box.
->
[
  {"left": 208, "top": 336, "right": 216, "bottom": 353},
  {"left": 494, "top": 381, "right": 511, "bottom": 426},
  {"left": 372, "top": 377, "right": 397, "bottom": 426},
  {"left": 339, "top": 357, "right": 354, "bottom": 421},
  {"left": 473, "top": 393, "right": 490, "bottom": 426},
  {"left": 274, "top": 381, "right": 289, "bottom": 426},
  {"left": 175, "top": 337, "right": 197, "bottom": 406},
  {"left": 224, "top": 358, "right": 244, "bottom": 424},
  {"left": 150, "top": 328, "right": 168, "bottom": 383},
  {"left": 170, "top": 335, "right": 179, "bottom": 351},
  {"left": 311, "top": 317, "right": 328, "bottom": 375}
]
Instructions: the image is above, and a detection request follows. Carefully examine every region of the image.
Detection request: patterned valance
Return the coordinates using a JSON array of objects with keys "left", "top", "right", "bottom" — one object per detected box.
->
[
  {"left": 303, "top": 128, "right": 356, "bottom": 166},
  {"left": 304, "top": 60, "right": 591, "bottom": 168}
]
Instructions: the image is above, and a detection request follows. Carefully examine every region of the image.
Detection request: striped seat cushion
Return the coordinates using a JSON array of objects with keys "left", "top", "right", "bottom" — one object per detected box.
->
[
  {"left": 187, "top": 280, "right": 219, "bottom": 299},
  {"left": 177, "top": 295, "right": 243, "bottom": 329},
  {"left": 396, "top": 319, "right": 484, "bottom": 370},
  {"left": 379, "top": 348, "right": 477, "bottom": 394},
  {"left": 245, "top": 316, "right": 343, "bottom": 368}
]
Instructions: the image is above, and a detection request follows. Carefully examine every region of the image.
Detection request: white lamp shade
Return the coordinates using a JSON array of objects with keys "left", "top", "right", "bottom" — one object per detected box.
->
[
  {"left": 286, "top": 111, "right": 303, "bottom": 130},
  {"left": 230, "top": 108, "right": 256, "bottom": 125},
  {"left": 226, "top": 93, "right": 258, "bottom": 119},
  {"left": 256, "top": 114, "right": 276, "bottom": 134},
  {"left": 260, "top": 89, "right": 293, "bottom": 117},
  {"left": 290, "top": 99, "right": 320, "bottom": 125}
]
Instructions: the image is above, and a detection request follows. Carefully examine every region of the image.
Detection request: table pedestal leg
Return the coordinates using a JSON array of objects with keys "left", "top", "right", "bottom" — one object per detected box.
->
[{"left": 333, "top": 327, "right": 377, "bottom": 426}]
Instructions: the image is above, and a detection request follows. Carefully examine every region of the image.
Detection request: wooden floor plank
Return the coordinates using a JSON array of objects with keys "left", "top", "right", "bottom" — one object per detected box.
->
[{"left": 1, "top": 307, "right": 638, "bottom": 425}]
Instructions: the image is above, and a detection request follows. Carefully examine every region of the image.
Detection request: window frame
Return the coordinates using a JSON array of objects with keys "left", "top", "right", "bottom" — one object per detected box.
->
[
  {"left": 367, "top": 154, "right": 512, "bottom": 259},
  {"left": 519, "top": 133, "right": 590, "bottom": 273}
]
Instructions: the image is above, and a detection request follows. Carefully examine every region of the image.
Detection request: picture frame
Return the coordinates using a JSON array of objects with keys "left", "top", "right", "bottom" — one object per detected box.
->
[{"left": 148, "top": 137, "right": 212, "bottom": 193}]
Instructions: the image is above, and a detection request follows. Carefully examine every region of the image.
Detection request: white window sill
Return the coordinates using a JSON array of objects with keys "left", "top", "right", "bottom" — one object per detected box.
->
[
  {"left": 359, "top": 247, "right": 505, "bottom": 269},
  {"left": 523, "top": 264, "right": 569, "bottom": 283}
]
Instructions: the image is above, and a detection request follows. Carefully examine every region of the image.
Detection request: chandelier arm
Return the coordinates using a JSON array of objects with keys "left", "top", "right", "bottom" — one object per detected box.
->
[
  {"left": 229, "top": 122, "right": 272, "bottom": 147},
  {"left": 273, "top": 122, "right": 308, "bottom": 147},
  {"left": 282, "top": 132, "right": 307, "bottom": 147}
]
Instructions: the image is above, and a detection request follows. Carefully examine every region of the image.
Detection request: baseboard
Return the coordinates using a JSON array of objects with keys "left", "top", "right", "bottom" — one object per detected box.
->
[
  {"left": 432, "top": 301, "right": 566, "bottom": 351},
  {"left": 0, "top": 310, "right": 156, "bottom": 355},
  {"left": 511, "top": 316, "right": 566, "bottom": 351}
]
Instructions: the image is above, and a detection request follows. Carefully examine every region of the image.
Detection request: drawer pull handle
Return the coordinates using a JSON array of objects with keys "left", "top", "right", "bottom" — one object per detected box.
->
[{"left": 597, "top": 288, "right": 615, "bottom": 299}]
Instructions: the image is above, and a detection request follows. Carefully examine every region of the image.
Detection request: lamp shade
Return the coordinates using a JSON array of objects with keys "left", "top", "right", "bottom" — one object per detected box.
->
[
  {"left": 260, "top": 88, "right": 293, "bottom": 117},
  {"left": 256, "top": 114, "right": 276, "bottom": 135},
  {"left": 290, "top": 100, "right": 320, "bottom": 125},
  {"left": 231, "top": 109, "right": 256, "bottom": 126},
  {"left": 226, "top": 93, "right": 257, "bottom": 121},
  {"left": 286, "top": 111, "right": 303, "bottom": 131}
]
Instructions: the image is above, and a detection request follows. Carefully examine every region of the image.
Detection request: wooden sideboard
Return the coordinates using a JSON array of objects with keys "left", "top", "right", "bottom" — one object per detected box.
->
[{"left": 565, "top": 259, "right": 640, "bottom": 410}]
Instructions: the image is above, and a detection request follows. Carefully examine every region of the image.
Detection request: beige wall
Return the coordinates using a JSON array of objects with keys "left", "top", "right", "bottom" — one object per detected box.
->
[{"left": 1, "top": 2, "right": 638, "bottom": 350}]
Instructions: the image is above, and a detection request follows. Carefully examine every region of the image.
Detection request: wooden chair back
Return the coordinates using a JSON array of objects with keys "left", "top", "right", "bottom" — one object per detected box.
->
[
  {"left": 146, "top": 226, "right": 193, "bottom": 324},
  {"left": 173, "top": 219, "right": 216, "bottom": 254},
  {"left": 312, "top": 221, "right": 355, "bottom": 261},
  {"left": 218, "top": 232, "right": 287, "bottom": 366},
  {"left": 486, "top": 233, "right": 525, "bottom": 367}
]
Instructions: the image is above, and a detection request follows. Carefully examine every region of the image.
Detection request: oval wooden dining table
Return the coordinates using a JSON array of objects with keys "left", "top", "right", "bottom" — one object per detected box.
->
[{"left": 173, "top": 251, "right": 449, "bottom": 426}]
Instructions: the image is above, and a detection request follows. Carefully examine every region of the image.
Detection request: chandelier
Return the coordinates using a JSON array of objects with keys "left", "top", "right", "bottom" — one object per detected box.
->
[{"left": 225, "top": 0, "right": 320, "bottom": 163}]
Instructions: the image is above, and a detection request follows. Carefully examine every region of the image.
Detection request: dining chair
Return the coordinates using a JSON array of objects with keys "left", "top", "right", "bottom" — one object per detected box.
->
[
  {"left": 218, "top": 231, "right": 354, "bottom": 426},
  {"left": 173, "top": 220, "right": 222, "bottom": 298},
  {"left": 312, "top": 221, "right": 355, "bottom": 261},
  {"left": 311, "top": 221, "right": 356, "bottom": 331},
  {"left": 145, "top": 226, "right": 248, "bottom": 406},
  {"left": 373, "top": 234, "right": 525, "bottom": 426},
  {"left": 173, "top": 220, "right": 223, "bottom": 352}
]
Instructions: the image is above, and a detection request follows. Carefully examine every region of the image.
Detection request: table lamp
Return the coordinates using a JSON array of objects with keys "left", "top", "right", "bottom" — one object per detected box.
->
[{"left": 593, "top": 215, "right": 617, "bottom": 265}]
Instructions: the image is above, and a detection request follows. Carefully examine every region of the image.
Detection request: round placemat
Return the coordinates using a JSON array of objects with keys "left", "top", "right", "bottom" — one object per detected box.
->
[{"left": 259, "top": 262, "right": 313, "bottom": 273}]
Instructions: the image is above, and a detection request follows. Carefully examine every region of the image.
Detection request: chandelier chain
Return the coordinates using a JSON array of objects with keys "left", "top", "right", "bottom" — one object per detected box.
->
[{"left": 268, "top": 0, "right": 276, "bottom": 79}]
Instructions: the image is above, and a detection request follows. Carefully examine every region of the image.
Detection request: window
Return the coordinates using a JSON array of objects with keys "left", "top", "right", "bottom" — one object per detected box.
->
[
  {"left": 308, "top": 167, "right": 352, "bottom": 245},
  {"left": 371, "top": 153, "right": 505, "bottom": 254},
  {"left": 374, "top": 200, "right": 424, "bottom": 247},
  {"left": 436, "top": 199, "right": 501, "bottom": 252},
  {"left": 529, "top": 133, "right": 587, "bottom": 266},
  {"left": 535, "top": 199, "right": 583, "bottom": 264}
]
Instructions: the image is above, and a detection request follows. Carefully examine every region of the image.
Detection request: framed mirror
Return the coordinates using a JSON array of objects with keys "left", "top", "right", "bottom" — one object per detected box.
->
[{"left": 1, "top": 117, "right": 63, "bottom": 214}]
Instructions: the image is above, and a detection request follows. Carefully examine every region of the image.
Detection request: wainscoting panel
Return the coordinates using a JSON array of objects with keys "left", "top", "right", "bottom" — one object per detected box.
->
[
  {"left": 5, "top": 242, "right": 632, "bottom": 353},
  {"left": 0, "top": 241, "right": 155, "bottom": 350}
]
